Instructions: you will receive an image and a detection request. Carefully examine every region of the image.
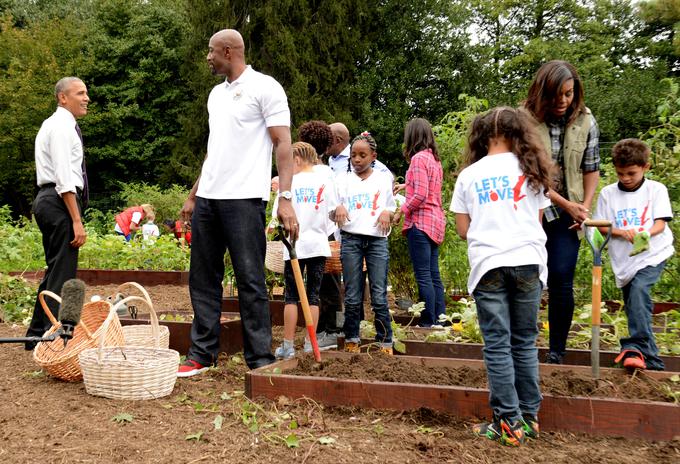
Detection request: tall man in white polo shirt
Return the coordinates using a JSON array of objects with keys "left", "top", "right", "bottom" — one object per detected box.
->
[
  {"left": 26, "top": 77, "right": 89, "bottom": 349},
  {"left": 178, "top": 29, "right": 298, "bottom": 375}
]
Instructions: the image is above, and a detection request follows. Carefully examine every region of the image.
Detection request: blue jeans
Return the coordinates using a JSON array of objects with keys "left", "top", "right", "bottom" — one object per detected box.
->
[
  {"left": 621, "top": 262, "right": 666, "bottom": 370},
  {"left": 543, "top": 210, "right": 581, "bottom": 355},
  {"left": 406, "top": 227, "right": 446, "bottom": 326},
  {"left": 473, "top": 265, "right": 542, "bottom": 421},
  {"left": 341, "top": 232, "right": 392, "bottom": 346},
  {"left": 188, "top": 197, "right": 275, "bottom": 369}
]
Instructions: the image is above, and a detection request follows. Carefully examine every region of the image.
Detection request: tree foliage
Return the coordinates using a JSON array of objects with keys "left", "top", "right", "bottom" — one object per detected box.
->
[{"left": 0, "top": 0, "right": 677, "bottom": 217}]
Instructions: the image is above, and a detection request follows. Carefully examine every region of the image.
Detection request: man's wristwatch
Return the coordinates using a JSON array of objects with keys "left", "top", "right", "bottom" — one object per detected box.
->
[{"left": 278, "top": 190, "right": 292, "bottom": 200}]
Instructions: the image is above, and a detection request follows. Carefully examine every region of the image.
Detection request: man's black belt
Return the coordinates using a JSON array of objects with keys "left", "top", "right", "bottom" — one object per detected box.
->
[{"left": 40, "top": 183, "right": 83, "bottom": 196}]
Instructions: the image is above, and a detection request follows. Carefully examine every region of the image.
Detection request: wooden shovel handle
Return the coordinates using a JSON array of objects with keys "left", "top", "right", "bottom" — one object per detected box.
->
[{"left": 583, "top": 219, "right": 612, "bottom": 228}]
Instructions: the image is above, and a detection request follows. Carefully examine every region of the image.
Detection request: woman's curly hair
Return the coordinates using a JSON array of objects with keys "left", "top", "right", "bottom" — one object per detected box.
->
[{"left": 297, "top": 120, "right": 333, "bottom": 156}]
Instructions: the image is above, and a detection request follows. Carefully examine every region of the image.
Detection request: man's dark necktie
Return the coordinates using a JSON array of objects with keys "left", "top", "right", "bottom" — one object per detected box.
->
[{"left": 75, "top": 123, "right": 89, "bottom": 209}]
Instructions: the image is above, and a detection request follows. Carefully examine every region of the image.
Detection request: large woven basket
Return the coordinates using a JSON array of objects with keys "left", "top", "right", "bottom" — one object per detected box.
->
[
  {"left": 117, "top": 282, "right": 170, "bottom": 349},
  {"left": 265, "top": 240, "right": 285, "bottom": 274},
  {"left": 323, "top": 241, "right": 342, "bottom": 274},
  {"left": 79, "top": 301, "right": 180, "bottom": 400},
  {"left": 33, "top": 291, "right": 124, "bottom": 382}
]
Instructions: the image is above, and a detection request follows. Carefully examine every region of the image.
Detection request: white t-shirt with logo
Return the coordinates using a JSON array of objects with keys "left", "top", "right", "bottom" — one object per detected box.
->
[
  {"left": 335, "top": 170, "right": 396, "bottom": 237},
  {"left": 594, "top": 179, "right": 674, "bottom": 287},
  {"left": 197, "top": 66, "right": 290, "bottom": 201},
  {"left": 142, "top": 222, "right": 160, "bottom": 240},
  {"left": 273, "top": 170, "right": 338, "bottom": 260},
  {"left": 450, "top": 152, "right": 551, "bottom": 294}
]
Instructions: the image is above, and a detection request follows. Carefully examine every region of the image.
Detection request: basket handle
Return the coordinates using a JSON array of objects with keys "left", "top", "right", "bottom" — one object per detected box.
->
[
  {"left": 104, "top": 295, "right": 160, "bottom": 356},
  {"left": 115, "top": 282, "right": 154, "bottom": 310},
  {"left": 38, "top": 290, "right": 94, "bottom": 340}
]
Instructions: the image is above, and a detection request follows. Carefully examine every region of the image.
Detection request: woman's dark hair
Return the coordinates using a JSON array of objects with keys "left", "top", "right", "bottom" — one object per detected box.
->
[
  {"left": 297, "top": 120, "right": 333, "bottom": 156},
  {"left": 464, "top": 106, "right": 553, "bottom": 195},
  {"left": 403, "top": 118, "right": 439, "bottom": 162},
  {"left": 524, "top": 60, "right": 585, "bottom": 126}
]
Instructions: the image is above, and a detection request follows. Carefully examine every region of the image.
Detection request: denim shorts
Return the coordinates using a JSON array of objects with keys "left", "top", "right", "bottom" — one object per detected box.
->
[{"left": 284, "top": 256, "right": 326, "bottom": 306}]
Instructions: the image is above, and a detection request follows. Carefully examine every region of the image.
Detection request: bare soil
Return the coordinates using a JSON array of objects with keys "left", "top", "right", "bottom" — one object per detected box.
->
[{"left": 0, "top": 284, "right": 679, "bottom": 463}]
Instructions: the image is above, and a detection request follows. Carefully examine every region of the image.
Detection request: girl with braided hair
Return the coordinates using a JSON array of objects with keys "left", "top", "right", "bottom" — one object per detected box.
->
[
  {"left": 272, "top": 142, "right": 338, "bottom": 359},
  {"left": 332, "top": 132, "right": 396, "bottom": 355}
]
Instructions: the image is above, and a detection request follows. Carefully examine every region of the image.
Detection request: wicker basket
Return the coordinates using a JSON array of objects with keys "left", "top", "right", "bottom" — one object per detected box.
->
[
  {"left": 33, "top": 291, "right": 124, "bottom": 382},
  {"left": 116, "top": 282, "right": 170, "bottom": 349},
  {"left": 324, "top": 241, "right": 342, "bottom": 274},
  {"left": 265, "top": 240, "right": 285, "bottom": 274},
  {"left": 78, "top": 302, "right": 180, "bottom": 400}
]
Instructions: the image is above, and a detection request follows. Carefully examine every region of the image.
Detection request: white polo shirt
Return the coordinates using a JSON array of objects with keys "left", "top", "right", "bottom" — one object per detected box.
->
[{"left": 197, "top": 66, "right": 290, "bottom": 200}]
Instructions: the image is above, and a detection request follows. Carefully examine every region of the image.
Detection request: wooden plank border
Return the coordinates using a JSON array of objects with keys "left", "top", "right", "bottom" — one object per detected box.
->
[
  {"left": 120, "top": 312, "right": 242, "bottom": 355},
  {"left": 338, "top": 337, "right": 680, "bottom": 371},
  {"left": 9, "top": 269, "right": 189, "bottom": 285},
  {"left": 246, "top": 353, "right": 680, "bottom": 441}
]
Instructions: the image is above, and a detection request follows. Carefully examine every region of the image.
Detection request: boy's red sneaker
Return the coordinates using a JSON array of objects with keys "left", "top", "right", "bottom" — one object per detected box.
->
[
  {"left": 614, "top": 349, "right": 647, "bottom": 370},
  {"left": 177, "top": 359, "right": 210, "bottom": 378}
]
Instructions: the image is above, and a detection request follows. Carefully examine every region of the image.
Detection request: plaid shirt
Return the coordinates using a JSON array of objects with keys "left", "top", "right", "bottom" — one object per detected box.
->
[
  {"left": 401, "top": 149, "right": 446, "bottom": 244},
  {"left": 548, "top": 115, "right": 600, "bottom": 197}
]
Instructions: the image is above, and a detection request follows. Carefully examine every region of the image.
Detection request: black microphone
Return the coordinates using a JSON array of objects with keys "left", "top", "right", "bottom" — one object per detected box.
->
[{"left": 58, "top": 279, "right": 86, "bottom": 346}]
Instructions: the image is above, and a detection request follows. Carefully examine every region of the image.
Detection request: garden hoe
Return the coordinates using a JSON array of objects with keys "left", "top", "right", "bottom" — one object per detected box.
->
[
  {"left": 278, "top": 226, "right": 322, "bottom": 362},
  {"left": 583, "top": 219, "right": 612, "bottom": 380}
]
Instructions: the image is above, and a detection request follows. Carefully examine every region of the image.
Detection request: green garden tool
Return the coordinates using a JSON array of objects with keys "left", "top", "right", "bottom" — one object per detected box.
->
[{"left": 630, "top": 230, "right": 650, "bottom": 256}]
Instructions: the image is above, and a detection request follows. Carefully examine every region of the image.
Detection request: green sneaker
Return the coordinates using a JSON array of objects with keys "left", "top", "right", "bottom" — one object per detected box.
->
[
  {"left": 521, "top": 414, "right": 540, "bottom": 439},
  {"left": 473, "top": 417, "right": 525, "bottom": 447}
]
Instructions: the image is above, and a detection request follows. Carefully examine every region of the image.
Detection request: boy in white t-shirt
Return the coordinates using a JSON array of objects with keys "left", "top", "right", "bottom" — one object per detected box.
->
[
  {"left": 333, "top": 132, "right": 396, "bottom": 355},
  {"left": 451, "top": 107, "right": 553, "bottom": 447},
  {"left": 273, "top": 142, "right": 338, "bottom": 359},
  {"left": 593, "top": 139, "right": 674, "bottom": 370}
]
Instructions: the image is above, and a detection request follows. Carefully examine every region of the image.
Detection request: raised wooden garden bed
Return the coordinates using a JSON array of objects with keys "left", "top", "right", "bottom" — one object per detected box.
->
[
  {"left": 222, "top": 296, "right": 305, "bottom": 327},
  {"left": 246, "top": 352, "right": 679, "bottom": 441},
  {"left": 9, "top": 269, "right": 189, "bottom": 286},
  {"left": 119, "top": 310, "right": 242, "bottom": 355},
  {"left": 338, "top": 336, "right": 680, "bottom": 371}
]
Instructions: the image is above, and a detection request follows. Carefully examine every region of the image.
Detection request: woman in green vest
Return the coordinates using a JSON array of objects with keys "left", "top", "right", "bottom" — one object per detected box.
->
[{"left": 524, "top": 60, "right": 600, "bottom": 364}]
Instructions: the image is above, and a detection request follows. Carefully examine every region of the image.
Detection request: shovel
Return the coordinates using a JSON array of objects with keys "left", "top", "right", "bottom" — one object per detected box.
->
[
  {"left": 277, "top": 226, "right": 321, "bottom": 362},
  {"left": 583, "top": 219, "right": 612, "bottom": 379}
]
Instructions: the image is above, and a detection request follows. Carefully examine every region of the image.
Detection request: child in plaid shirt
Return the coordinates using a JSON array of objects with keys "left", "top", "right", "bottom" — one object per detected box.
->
[{"left": 392, "top": 118, "right": 446, "bottom": 326}]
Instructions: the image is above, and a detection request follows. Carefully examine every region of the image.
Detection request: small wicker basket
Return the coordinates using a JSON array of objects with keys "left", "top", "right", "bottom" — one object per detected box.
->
[
  {"left": 265, "top": 240, "right": 285, "bottom": 274},
  {"left": 117, "top": 282, "right": 170, "bottom": 349},
  {"left": 323, "top": 241, "right": 342, "bottom": 274},
  {"left": 33, "top": 291, "right": 124, "bottom": 382},
  {"left": 79, "top": 300, "right": 180, "bottom": 400}
]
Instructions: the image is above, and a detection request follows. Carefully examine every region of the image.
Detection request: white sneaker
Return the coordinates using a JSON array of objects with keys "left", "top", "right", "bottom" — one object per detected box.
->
[
  {"left": 315, "top": 332, "right": 338, "bottom": 351},
  {"left": 274, "top": 342, "right": 295, "bottom": 360}
]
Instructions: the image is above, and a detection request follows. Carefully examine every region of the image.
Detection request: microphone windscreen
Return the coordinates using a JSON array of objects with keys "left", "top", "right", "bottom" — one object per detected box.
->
[{"left": 59, "top": 279, "right": 86, "bottom": 325}]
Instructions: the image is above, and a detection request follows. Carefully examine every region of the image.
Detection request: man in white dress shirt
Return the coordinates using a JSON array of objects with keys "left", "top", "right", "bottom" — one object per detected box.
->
[{"left": 26, "top": 77, "right": 89, "bottom": 349}]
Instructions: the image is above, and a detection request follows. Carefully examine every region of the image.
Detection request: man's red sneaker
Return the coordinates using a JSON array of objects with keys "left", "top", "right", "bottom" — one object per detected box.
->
[{"left": 177, "top": 359, "right": 210, "bottom": 378}]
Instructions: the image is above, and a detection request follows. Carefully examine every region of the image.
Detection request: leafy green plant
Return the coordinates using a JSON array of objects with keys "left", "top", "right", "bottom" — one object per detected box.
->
[
  {"left": 0, "top": 274, "right": 36, "bottom": 323},
  {"left": 111, "top": 413, "right": 134, "bottom": 424},
  {"left": 78, "top": 234, "right": 190, "bottom": 271},
  {"left": 116, "top": 183, "right": 190, "bottom": 227}
]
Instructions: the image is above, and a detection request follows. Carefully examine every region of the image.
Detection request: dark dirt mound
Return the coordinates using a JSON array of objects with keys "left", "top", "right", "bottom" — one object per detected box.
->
[{"left": 289, "top": 353, "right": 677, "bottom": 403}]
